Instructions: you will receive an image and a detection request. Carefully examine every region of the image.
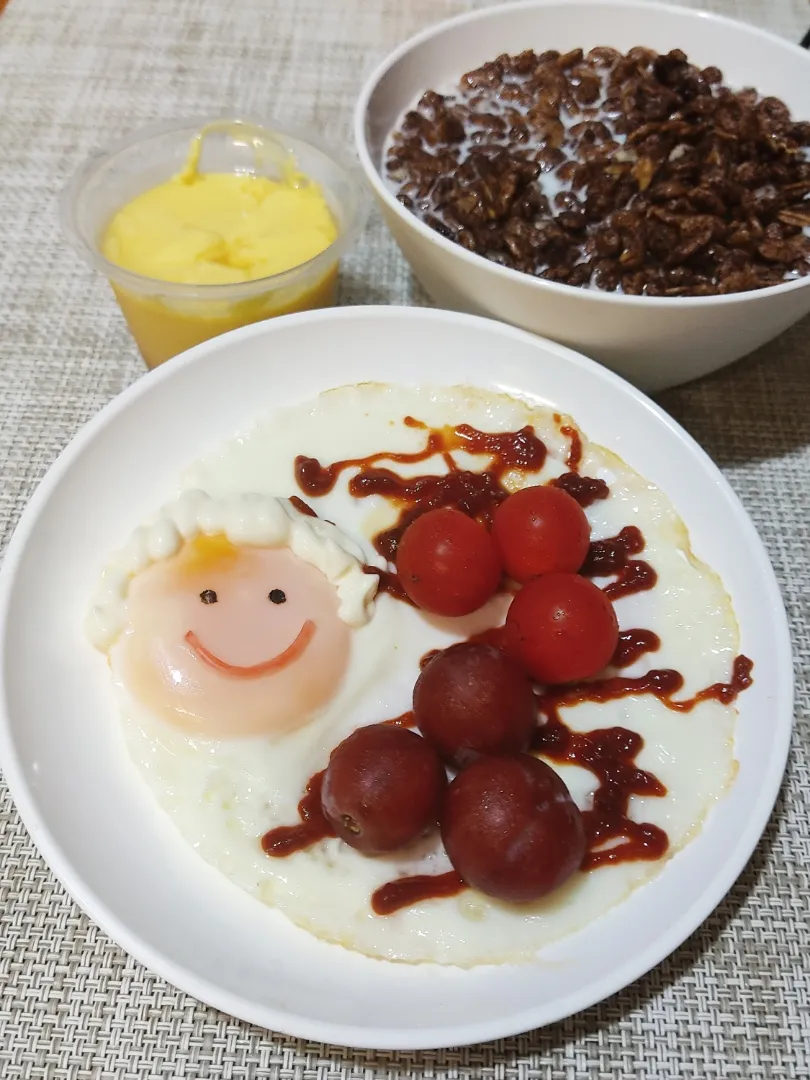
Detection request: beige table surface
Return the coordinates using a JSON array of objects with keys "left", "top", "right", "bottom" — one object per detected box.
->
[{"left": 1, "top": 0, "right": 809, "bottom": 1075}]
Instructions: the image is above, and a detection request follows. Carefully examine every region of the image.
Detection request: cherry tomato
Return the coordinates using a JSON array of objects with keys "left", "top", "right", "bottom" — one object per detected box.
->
[
  {"left": 491, "top": 485, "right": 590, "bottom": 582},
  {"left": 395, "top": 507, "right": 502, "bottom": 617},
  {"left": 441, "top": 754, "right": 586, "bottom": 903},
  {"left": 504, "top": 572, "right": 618, "bottom": 684}
]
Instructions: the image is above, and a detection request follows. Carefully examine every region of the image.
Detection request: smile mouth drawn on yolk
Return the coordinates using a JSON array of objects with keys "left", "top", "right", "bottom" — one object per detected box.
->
[{"left": 184, "top": 620, "right": 316, "bottom": 679}]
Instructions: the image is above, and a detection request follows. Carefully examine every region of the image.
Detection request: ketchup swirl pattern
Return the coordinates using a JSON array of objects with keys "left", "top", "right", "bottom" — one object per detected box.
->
[
  {"left": 258, "top": 416, "right": 754, "bottom": 917},
  {"left": 581, "top": 525, "right": 658, "bottom": 600},
  {"left": 296, "top": 422, "right": 546, "bottom": 565},
  {"left": 365, "top": 656, "right": 753, "bottom": 913}
]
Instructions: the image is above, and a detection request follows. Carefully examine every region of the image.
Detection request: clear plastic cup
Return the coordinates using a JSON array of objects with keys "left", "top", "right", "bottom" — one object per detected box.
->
[{"left": 60, "top": 118, "right": 366, "bottom": 368}]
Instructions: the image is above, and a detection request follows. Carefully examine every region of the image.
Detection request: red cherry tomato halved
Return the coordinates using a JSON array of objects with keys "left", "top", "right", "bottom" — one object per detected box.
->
[
  {"left": 491, "top": 485, "right": 590, "bottom": 582},
  {"left": 504, "top": 572, "right": 618, "bottom": 684},
  {"left": 395, "top": 507, "right": 502, "bottom": 617}
]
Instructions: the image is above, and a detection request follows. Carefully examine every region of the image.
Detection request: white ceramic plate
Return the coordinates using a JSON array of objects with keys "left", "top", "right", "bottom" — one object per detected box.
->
[{"left": 0, "top": 307, "right": 792, "bottom": 1050}]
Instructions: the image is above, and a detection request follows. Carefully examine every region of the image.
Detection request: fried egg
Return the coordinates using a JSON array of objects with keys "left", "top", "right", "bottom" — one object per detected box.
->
[{"left": 99, "top": 384, "right": 740, "bottom": 966}]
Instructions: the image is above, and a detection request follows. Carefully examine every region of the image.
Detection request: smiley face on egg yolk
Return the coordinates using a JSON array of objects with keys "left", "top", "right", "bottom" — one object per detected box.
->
[{"left": 115, "top": 534, "right": 351, "bottom": 738}]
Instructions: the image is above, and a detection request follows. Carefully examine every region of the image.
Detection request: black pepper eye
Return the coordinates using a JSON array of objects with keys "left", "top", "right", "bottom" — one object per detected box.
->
[
  {"left": 200, "top": 589, "right": 218, "bottom": 604},
  {"left": 268, "top": 589, "right": 287, "bottom": 605}
]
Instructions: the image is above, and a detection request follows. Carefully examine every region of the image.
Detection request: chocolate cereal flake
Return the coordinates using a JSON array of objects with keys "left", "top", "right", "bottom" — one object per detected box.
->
[{"left": 385, "top": 48, "right": 810, "bottom": 295}]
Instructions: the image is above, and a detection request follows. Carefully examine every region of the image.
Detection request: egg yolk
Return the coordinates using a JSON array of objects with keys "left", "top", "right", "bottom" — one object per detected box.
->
[{"left": 114, "top": 537, "right": 350, "bottom": 738}]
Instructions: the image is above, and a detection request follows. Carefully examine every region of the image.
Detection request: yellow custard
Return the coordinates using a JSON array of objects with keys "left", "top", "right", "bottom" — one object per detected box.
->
[{"left": 102, "top": 128, "right": 340, "bottom": 368}]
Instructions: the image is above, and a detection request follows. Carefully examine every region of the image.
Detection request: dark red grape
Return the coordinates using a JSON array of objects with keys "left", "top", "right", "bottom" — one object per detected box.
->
[
  {"left": 441, "top": 754, "right": 586, "bottom": 902},
  {"left": 321, "top": 724, "right": 447, "bottom": 855},
  {"left": 413, "top": 642, "right": 536, "bottom": 768}
]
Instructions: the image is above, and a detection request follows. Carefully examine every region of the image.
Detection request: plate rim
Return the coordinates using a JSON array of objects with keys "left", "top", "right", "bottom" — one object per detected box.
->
[{"left": 0, "top": 305, "right": 794, "bottom": 1050}]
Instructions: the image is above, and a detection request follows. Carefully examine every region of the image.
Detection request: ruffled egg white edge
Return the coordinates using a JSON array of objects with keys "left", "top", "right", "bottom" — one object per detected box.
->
[{"left": 86, "top": 490, "right": 378, "bottom": 650}]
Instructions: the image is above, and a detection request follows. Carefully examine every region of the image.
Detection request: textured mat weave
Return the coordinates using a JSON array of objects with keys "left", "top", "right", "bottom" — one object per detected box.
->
[{"left": 0, "top": 0, "right": 808, "bottom": 1075}]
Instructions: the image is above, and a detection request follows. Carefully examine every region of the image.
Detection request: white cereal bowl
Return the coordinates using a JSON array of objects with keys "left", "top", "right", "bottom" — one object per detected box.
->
[
  {"left": 0, "top": 307, "right": 793, "bottom": 1050},
  {"left": 354, "top": 0, "right": 810, "bottom": 392}
]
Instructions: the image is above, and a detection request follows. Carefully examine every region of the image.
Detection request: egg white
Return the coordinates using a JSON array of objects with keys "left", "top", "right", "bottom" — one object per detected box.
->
[{"left": 113, "top": 384, "right": 739, "bottom": 966}]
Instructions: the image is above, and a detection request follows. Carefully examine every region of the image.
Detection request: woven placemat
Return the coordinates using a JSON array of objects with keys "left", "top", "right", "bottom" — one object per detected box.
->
[{"left": 1, "top": 0, "right": 808, "bottom": 1075}]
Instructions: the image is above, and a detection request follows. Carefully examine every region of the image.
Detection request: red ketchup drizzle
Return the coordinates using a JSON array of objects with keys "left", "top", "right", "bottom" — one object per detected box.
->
[
  {"left": 288, "top": 495, "right": 318, "bottom": 518},
  {"left": 371, "top": 871, "right": 466, "bottom": 915},
  {"left": 419, "top": 649, "right": 441, "bottom": 670},
  {"left": 383, "top": 711, "right": 416, "bottom": 727},
  {"left": 560, "top": 424, "right": 583, "bottom": 471},
  {"left": 295, "top": 421, "right": 548, "bottom": 568},
  {"left": 261, "top": 770, "right": 334, "bottom": 857},
  {"left": 533, "top": 656, "right": 753, "bottom": 868},
  {"left": 612, "top": 629, "right": 661, "bottom": 668},
  {"left": 581, "top": 525, "right": 658, "bottom": 600},
  {"left": 552, "top": 472, "right": 610, "bottom": 507},
  {"left": 295, "top": 431, "right": 448, "bottom": 498},
  {"left": 363, "top": 564, "right": 413, "bottom": 604},
  {"left": 264, "top": 416, "right": 756, "bottom": 915},
  {"left": 668, "top": 654, "right": 754, "bottom": 710},
  {"left": 533, "top": 712, "right": 669, "bottom": 868}
]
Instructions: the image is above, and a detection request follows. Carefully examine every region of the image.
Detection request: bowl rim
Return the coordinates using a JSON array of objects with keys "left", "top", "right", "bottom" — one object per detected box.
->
[
  {"left": 0, "top": 305, "right": 794, "bottom": 1050},
  {"left": 60, "top": 115, "right": 368, "bottom": 301},
  {"left": 354, "top": 0, "right": 810, "bottom": 309}
]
